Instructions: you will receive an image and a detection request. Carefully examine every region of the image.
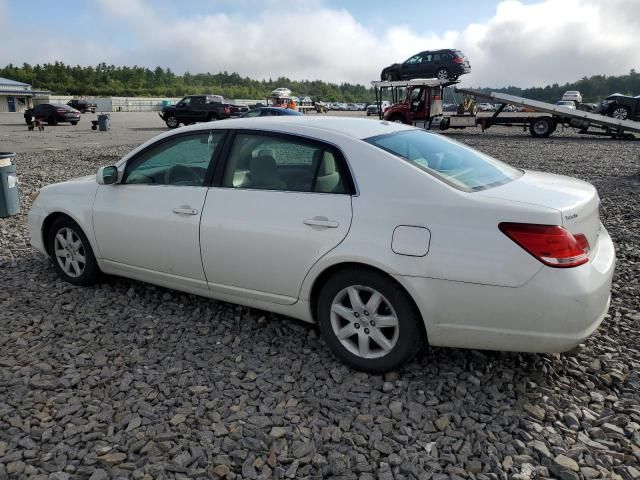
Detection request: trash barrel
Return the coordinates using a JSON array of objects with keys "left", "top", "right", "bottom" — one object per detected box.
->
[
  {"left": 98, "top": 113, "right": 111, "bottom": 131},
  {"left": 0, "top": 152, "right": 20, "bottom": 218}
]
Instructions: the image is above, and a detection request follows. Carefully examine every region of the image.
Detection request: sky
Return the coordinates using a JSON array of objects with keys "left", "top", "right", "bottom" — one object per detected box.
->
[{"left": 0, "top": 0, "right": 639, "bottom": 88}]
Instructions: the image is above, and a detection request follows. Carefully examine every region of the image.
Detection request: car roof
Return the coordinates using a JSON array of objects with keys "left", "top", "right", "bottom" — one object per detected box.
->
[
  {"left": 118, "top": 117, "right": 414, "bottom": 165},
  {"left": 202, "top": 116, "right": 411, "bottom": 139}
]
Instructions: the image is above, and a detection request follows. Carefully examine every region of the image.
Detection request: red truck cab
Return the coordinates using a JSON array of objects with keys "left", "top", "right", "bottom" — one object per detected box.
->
[{"left": 383, "top": 84, "right": 444, "bottom": 125}]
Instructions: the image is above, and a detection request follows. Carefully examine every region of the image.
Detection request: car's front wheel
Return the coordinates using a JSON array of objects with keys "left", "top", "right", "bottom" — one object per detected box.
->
[
  {"left": 382, "top": 72, "right": 397, "bottom": 81},
  {"left": 70, "top": 121, "right": 78, "bottom": 125},
  {"left": 165, "top": 115, "right": 179, "bottom": 128},
  {"left": 317, "top": 268, "right": 424, "bottom": 373},
  {"left": 48, "top": 217, "right": 100, "bottom": 285}
]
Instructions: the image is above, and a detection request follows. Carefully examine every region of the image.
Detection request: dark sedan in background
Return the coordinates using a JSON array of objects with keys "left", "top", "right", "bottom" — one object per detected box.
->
[
  {"left": 241, "top": 107, "right": 303, "bottom": 117},
  {"left": 381, "top": 49, "right": 471, "bottom": 81},
  {"left": 24, "top": 104, "right": 81, "bottom": 125}
]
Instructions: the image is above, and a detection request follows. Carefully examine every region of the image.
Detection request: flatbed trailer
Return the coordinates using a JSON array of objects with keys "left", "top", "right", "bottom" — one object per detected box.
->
[{"left": 443, "top": 88, "right": 640, "bottom": 139}]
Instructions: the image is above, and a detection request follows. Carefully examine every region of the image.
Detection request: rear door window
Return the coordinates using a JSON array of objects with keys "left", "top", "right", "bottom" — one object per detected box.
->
[{"left": 222, "top": 133, "right": 350, "bottom": 194}]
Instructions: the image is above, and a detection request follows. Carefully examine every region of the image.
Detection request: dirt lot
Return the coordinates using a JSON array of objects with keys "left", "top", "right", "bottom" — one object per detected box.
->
[{"left": 1, "top": 113, "right": 639, "bottom": 479}]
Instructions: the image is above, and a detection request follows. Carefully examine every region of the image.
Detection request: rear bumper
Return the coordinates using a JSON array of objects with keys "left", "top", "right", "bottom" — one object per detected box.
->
[{"left": 397, "top": 225, "right": 615, "bottom": 353}]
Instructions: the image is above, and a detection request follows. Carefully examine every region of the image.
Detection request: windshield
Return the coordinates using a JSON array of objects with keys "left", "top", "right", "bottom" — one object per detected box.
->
[{"left": 365, "top": 130, "right": 522, "bottom": 191}]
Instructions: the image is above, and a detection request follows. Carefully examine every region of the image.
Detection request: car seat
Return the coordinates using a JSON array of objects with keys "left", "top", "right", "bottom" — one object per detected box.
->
[
  {"left": 312, "top": 150, "right": 341, "bottom": 193},
  {"left": 249, "top": 153, "right": 286, "bottom": 190}
]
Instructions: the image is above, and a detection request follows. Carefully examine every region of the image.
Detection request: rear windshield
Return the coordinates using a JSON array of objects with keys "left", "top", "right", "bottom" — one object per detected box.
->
[{"left": 365, "top": 130, "right": 522, "bottom": 191}]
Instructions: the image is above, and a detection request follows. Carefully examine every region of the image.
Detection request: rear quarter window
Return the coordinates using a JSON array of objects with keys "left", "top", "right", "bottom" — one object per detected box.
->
[{"left": 366, "top": 130, "right": 522, "bottom": 192}]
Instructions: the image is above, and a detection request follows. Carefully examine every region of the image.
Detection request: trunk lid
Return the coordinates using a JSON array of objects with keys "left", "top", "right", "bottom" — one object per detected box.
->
[{"left": 476, "top": 170, "right": 600, "bottom": 253}]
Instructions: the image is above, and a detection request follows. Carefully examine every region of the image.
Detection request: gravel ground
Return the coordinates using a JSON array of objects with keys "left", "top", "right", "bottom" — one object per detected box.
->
[{"left": 1, "top": 125, "right": 639, "bottom": 480}]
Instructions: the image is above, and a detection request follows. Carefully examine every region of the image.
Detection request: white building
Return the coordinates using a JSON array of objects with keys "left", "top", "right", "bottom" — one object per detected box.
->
[{"left": 0, "top": 77, "right": 34, "bottom": 113}]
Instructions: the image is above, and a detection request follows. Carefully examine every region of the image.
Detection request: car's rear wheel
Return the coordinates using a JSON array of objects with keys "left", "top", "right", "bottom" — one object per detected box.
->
[
  {"left": 610, "top": 106, "right": 630, "bottom": 120},
  {"left": 317, "top": 268, "right": 424, "bottom": 373},
  {"left": 529, "top": 116, "right": 555, "bottom": 138},
  {"left": 48, "top": 217, "right": 100, "bottom": 286},
  {"left": 436, "top": 68, "right": 450, "bottom": 81},
  {"left": 165, "top": 115, "right": 179, "bottom": 128},
  {"left": 70, "top": 121, "right": 78, "bottom": 125}
]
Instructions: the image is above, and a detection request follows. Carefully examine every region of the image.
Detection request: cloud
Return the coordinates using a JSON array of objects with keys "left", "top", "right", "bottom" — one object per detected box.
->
[{"left": 1, "top": 0, "right": 639, "bottom": 88}]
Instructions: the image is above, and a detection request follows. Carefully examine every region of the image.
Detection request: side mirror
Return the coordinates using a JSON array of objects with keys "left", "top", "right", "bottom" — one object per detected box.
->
[{"left": 96, "top": 166, "right": 118, "bottom": 185}]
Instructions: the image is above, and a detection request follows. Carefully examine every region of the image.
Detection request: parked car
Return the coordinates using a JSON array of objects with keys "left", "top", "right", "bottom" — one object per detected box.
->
[
  {"left": 241, "top": 107, "right": 303, "bottom": 117},
  {"left": 67, "top": 99, "right": 97, "bottom": 113},
  {"left": 562, "top": 91, "right": 583, "bottom": 104},
  {"left": 366, "top": 101, "right": 390, "bottom": 116},
  {"left": 556, "top": 100, "right": 577, "bottom": 110},
  {"left": 159, "top": 95, "right": 249, "bottom": 128},
  {"left": 381, "top": 49, "right": 471, "bottom": 81},
  {"left": 28, "top": 117, "right": 614, "bottom": 373},
  {"left": 24, "top": 104, "right": 81, "bottom": 125},
  {"left": 478, "top": 103, "right": 495, "bottom": 112},
  {"left": 595, "top": 93, "right": 640, "bottom": 121}
]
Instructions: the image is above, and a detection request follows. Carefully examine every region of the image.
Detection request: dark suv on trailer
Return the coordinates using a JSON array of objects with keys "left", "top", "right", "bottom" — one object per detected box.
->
[
  {"left": 595, "top": 93, "right": 640, "bottom": 121},
  {"left": 380, "top": 49, "right": 471, "bottom": 82}
]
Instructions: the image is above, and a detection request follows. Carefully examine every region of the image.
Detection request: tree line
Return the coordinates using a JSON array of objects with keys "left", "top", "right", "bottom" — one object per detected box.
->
[
  {"left": 1, "top": 62, "right": 639, "bottom": 103},
  {"left": 0, "top": 62, "right": 371, "bottom": 102}
]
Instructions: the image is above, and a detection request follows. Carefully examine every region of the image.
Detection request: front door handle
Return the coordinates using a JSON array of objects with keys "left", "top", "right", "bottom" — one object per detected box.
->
[
  {"left": 303, "top": 217, "right": 339, "bottom": 228},
  {"left": 172, "top": 207, "right": 198, "bottom": 216}
]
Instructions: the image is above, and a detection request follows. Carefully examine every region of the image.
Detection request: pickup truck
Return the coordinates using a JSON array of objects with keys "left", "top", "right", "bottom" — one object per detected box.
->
[
  {"left": 67, "top": 99, "right": 97, "bottom": 113},
  {"left": 159, "top": 95, "right": 249, "bottom": 128}
]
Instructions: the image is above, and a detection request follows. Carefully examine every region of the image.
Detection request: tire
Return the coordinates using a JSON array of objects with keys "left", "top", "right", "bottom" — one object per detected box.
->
[
  {"left": 436, "top": 68, "right": 450, "bottom": 81},
  {"left": 316, "top": 268, "right": 425, "bottom": 373},
  {"left": 206, "top": 114, "right": 218, "bottom": 122},
  {"left": 70, "top": 121, "right": 78, "bottom": 125},
  {"left": 47, "top": 216, "right": 100, "bottom": 286},
  {"left": 165, "top": 115, "right": 179, "bottom": 128},
  {"left": 610, "top": 106, "right": 630, "bottom": 120},
  {"left": 529, "top": 116, "right": 554, "bottom": 138},
  {"left": 382, "top": 72, "right": 397, "bottom": 81}
]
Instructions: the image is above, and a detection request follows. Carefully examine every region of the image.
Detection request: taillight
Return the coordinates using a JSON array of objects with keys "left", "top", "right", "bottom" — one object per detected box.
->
[
  {"left": 499, "top": 223, "right": 589, "bottom": 268},
  {"left": 452, "top": 57, "right": 464, "bottom": 64},
  {"left": 224, "top": 106, "right": 232, "bottom": 114}
]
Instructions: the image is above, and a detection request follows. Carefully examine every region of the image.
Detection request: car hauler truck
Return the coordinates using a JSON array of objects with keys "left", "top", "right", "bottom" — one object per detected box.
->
[{"left": 372, "top": 80, "right": 640, "bottom": 139}]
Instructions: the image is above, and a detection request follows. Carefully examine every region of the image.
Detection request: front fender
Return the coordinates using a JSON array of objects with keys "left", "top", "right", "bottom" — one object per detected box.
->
[{"left": 29, "top": 179, "right": 101, "bottom": 262}]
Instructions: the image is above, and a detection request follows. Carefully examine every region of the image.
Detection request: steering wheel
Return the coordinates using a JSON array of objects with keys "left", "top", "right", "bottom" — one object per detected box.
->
[{"left": 164, "top": 164, "right": 202, "bottom": 186}]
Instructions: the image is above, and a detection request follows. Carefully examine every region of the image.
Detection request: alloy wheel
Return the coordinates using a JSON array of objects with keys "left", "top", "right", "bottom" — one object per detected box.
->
[
  {"left": 330, "top": 285, "right": 400, "bottom": 359},
  {"left": 611, "top": 107, "right": 629, "bottom": 120},
  {"left": 437, "top": 69, "right": 449, "bottom": 80},
  {"left": 166, "top": 116, "right": 178, "bottom": 128},
  {"left": 54, "top": 227, "right": 86, "bottom": 278}
]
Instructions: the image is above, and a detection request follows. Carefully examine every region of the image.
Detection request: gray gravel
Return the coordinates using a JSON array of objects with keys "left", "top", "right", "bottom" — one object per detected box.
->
[{"left": 1, "top": 126, "right": 639, "bottom": 479}]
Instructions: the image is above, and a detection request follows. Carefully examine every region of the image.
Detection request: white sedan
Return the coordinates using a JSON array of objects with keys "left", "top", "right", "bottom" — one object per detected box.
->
[{"left": 28, "top": 117, "right": 615, "bottom": 372}]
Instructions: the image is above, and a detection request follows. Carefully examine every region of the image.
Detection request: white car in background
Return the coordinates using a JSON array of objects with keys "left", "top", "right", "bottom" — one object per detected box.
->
[
  {"left": 556, "top": 100, "right": 577, "bottom": 109},
  {"left": 562, "top": 90, "right": 583, "bottom": 103},
  {"left": 28, "top": 117, "right": 615, "bottom": 372}
]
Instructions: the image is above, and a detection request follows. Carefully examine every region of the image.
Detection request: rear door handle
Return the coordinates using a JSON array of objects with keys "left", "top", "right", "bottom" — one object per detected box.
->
[
  {"left": 172, "top": 207, "right": 198, "bottom": 215},
  {"left": 303, "top": 217, "right": 339, "bottom": 228}
]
